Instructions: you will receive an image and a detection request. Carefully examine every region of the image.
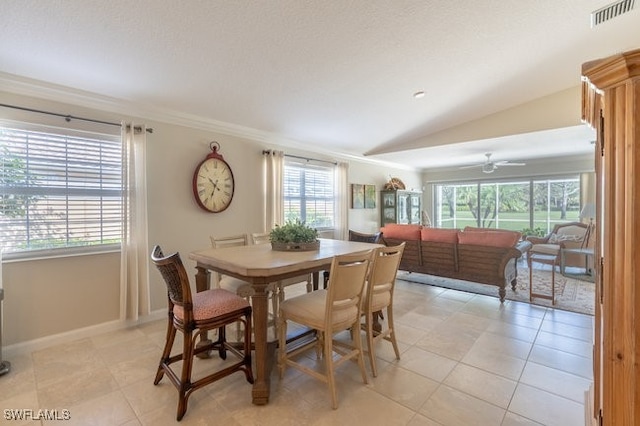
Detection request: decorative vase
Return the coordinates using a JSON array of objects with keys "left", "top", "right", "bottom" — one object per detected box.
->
[{"left": 271, "top": 240, "right": 320, "bottom": 252}]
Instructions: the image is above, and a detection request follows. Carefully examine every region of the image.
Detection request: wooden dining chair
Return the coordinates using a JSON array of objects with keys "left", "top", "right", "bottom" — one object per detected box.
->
[
  {"left": 360, "top": 243, "right": 405, "bottom": 377},
  {"left": 322, "top": 230, "right": 383, "bottom": 288},
  {"left": 210, "top": 234, "right": 278, "bottom": 339},
  {"left": 277, "top": 251, "right": 372, "bottom": 409},
  {"left": 151, "top": 245, "right": 253, "bottom": 421}
]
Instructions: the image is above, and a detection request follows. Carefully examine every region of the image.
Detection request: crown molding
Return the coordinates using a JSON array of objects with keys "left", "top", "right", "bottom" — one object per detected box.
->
[{"left": 0, "top": 72, "right": 416, "bottom": 171}]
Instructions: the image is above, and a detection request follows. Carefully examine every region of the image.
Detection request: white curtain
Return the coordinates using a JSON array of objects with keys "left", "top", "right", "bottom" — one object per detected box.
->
[
  {"left": 264, "top": 150, "right": 285, "bottom": 231},
  {"left": 334, "top": 161, "right": 349, "bottom": 240},
  {"left": 120, "top": 123, "right": 150, "bottom": 321}
]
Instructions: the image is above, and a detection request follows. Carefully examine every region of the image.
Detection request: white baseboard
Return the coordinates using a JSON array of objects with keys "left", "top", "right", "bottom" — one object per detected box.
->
[{"left": 2, "top": 309, "right": 165, "bottom": 358}]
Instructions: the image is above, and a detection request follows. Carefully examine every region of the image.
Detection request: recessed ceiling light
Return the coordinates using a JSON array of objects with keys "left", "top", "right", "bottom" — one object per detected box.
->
[{"left": 413, "top": 91, "right": 425, "bottom": 99}]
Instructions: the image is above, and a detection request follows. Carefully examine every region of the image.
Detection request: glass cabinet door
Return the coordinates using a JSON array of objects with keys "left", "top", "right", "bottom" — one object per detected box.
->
[{"left": 397, "top": 193, "right": 409, "bottom": 224}]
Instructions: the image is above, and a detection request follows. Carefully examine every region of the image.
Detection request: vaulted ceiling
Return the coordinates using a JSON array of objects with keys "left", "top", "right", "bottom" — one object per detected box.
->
[{"left": 1, "top": 1, "right": 638, "bottom": 170}]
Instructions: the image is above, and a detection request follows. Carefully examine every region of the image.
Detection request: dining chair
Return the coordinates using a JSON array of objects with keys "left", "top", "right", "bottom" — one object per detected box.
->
[
  {"left": 277, "top": 251, "right": 372, "bottom": 409},
  {"left": 150, "top": 245, "right": 253, "bottom": 421},
  {"left": 322, "top": 230, "right": 383, "bottom": 288},
  {"left": 360, "top": 243, "right": 405, "bottom": 377},
  {"left": 251, "top": 232, "right": 313, "bottom": 297},
  {"left": 210, "top": 234, "right": 278, "bottom": 339}
]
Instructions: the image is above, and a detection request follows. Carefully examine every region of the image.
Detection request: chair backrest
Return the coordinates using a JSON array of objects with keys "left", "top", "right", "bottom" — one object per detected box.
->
[
  {"left": 151, "top": 245, "right": 193, "bottom": 315},
  {"left": 251, "top": 232, "right": 271, "bottom": 245},
  {"left": 325, "top": 252, "right": 372, "bottom": 329},
  {"left": 348, "top": 230, "right": 383, "bottom": 244},
  {"left": 210, "top": 234, "right": 249, "bottom": 248},
  {"left": 364, "top": 243, "right": 405, "bottom": 311}
]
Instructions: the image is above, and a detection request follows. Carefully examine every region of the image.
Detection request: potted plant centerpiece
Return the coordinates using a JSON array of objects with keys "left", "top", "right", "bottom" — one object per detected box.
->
[{"left": 270, "top": 219, "right": 320, "bottom": 251}]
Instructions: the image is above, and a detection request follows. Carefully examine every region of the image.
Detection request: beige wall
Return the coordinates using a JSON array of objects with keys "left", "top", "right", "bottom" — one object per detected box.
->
[{"left": 1, "top": 91, "right": 421, "bottom": 349}]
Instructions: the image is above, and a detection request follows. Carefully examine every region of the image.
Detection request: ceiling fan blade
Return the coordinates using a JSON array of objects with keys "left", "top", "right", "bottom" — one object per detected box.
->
[
  {"left": 500, "top": 162, "right": 526, "bottom": 166},
  {"left": 459, "top": 164, "right": 482, "bottom": 169}
]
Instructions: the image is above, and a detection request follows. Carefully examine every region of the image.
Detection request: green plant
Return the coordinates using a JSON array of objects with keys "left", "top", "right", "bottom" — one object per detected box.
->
[
  {"left": 521, "top": 226, "right": 546, "bottom": 237},
  {"left": 270, "top": 219, "right": 318, "bottom": 243}
]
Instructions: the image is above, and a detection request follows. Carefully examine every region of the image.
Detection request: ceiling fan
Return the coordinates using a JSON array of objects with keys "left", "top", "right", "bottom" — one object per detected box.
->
[{"left": 459, "top": 153, "right": 526, "bottom": 174}]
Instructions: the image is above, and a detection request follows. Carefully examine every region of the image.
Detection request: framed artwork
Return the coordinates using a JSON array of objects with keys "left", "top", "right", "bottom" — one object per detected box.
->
[
  {"left": 364, "top": 185, "right": 376, "bottom": 209},
  {"left": 351, "top": 184, "right": 364, "bottom": 209}
]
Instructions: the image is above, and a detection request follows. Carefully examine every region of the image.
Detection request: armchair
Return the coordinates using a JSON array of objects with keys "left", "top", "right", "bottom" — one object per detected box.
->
[{"left": 526, "top": 222, "right": 589, "bottom": 271}]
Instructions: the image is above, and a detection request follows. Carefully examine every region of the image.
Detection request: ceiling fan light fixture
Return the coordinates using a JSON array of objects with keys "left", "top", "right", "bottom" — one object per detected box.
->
[
  {"left": 482, "top": 163, "right": 495, "bottom": 173},
  {"left": 413, "top": 91, "right": 425, "bottom": 99}
]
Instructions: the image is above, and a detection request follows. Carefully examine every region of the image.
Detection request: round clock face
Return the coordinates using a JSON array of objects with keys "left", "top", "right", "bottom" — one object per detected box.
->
[{"left": 192, "top": 157, "right": 235, "bottom": 213}]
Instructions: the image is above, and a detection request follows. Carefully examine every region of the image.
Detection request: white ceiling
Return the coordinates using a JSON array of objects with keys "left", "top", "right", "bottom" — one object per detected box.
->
[{"left": 1, "top": 1, "right": 638, "bottom": 170}]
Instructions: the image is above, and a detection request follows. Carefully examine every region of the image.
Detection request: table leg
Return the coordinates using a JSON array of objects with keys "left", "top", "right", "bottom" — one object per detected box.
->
[
  {"left": 251, "top": 283, "right": 272, "bottom": 405},
  {"left": 194, "top": 266, "right": 212, "bottom": 358}
]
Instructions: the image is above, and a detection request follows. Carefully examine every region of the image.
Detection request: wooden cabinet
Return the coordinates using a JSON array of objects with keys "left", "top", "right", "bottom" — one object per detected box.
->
[
  {"left": 380, "top": 190, "right": 421, "bottom": 226},
  {"left": 582, "top": 48, "right": 640, "bottom": 426}
]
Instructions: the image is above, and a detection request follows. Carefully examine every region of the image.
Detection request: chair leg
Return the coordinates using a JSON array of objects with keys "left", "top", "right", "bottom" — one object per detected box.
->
[
  {"left": 154, "top": 316, "right": 177, "bottom": 385},
  {"left": 324, "top": 331, "right": 338, "bottom": 409},
  {"left": 353, "top": 321, "right": 369, "bottom": 386},
  {"left": 365, "top": 312, "right": 378, "bottom": 377},
  {"left": 277, "top": 312, "right": 287, "bottom": 379},
  {"left": 386, "top": 306, "right": 401, "bottom": 360},
  {"left": 176, "top": 329, "right": 195, "bottom": 421},
  {"left": 215, "top": 325, "right": 227, "bottom": 360}
]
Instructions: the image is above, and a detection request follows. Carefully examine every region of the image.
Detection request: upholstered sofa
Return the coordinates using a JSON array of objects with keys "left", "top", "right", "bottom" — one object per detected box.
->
[{"left": 380, "top": 224, "right": 532, "bottom": 302}]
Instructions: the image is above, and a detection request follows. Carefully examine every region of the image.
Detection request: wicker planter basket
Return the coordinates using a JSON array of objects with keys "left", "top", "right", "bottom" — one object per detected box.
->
[{"left": 271, "top": 240, "right": 320, "bottom": 252}]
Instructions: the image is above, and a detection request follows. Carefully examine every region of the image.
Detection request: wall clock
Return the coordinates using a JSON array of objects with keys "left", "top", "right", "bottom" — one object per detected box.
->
[{"left": 192, "top": 141, "right": 235, "bottom": 213}]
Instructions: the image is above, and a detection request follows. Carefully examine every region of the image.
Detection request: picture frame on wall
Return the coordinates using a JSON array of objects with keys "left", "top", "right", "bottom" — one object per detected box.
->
[
  {"left": 364, "top": 185, "right": 376, "bottom": 209},
  {"left": 351, "top": 184, "right": 365, "bottom": 209}
]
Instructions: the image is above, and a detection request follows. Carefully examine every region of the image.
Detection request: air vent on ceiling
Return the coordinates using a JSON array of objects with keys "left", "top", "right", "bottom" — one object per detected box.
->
[{"left": 591, "top": 0, "right": 636, "bottom": 27}]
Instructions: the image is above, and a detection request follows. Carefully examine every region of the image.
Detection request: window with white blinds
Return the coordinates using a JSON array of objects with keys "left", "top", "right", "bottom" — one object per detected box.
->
[
  {"left": 283, "top": 160, "right": 334, "bottom": 229},
  {"left": 0, "top": 125, "right": 122, "bottom": 256}
]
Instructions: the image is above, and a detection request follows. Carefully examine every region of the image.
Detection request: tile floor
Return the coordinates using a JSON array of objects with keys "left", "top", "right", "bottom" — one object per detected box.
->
[{"left": 0, "top": 279, "right": 594, "bottom": 425}]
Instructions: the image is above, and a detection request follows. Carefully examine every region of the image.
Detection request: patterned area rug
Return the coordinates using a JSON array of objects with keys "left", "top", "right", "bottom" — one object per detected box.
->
[{"left": 396, "top": 267, "right": 595, "bottom": 316}]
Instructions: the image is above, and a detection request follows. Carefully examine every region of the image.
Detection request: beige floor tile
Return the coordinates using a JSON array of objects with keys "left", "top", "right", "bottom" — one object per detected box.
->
[
  {"left": 543, "top": 309, "right": 593, "bottom": 329},
  {"left": 407, "top": 413, "right": 446, "bottom": 425},
  {"left": 461, "top": 345, "right": 526, "bottom": 381},
  {"left": 396, "top": 346, "right": 457, "bottom": 382},
  {"left": 485, "top": 320, "right": 539, "bottom": 343},
  {"left": 393, "top": 322, "right": 430, "bottom": 345},
  {"left": 528, "top": 345, "right": 592, "bottom": 379},
  {"left": 472, "top": 332, "right": 533, "bottom": 360},
  {"left": 368, "top": 364, "right": 439, "bottom": 410},
  {"left": 107, "top": 352, "right": 159, "bottom": 388},
  {"left": 534, "top": 331, "right": 592, "bottom": 358},
  {"left": 0, "top": 390, "right": 41, "bottom": 426},
  {"left": 519, "top": 362, "right": 592, "bottom": 402},
  {"left": 495, "top": 311, "right": 544, "bottom": 330},
  {"left": 419, "top": 384, "right": 506, "bottom": 426},
  {"left": 503, "top": 300, "right": 548, "bottom": 319},
  {"left": 443, "top": 363, "right": 517, "bottom": 409},
  {"left": 0, "top": 353, "right": 36, "bottom": 398},
  {"left": 414, "top": 325, "right": 479, "bottom": 361},
  {"left": 46, "top": 390, "right": 137, "bottom": 426},
  {"left": 502, "top": 411, "right": 544, "bottom": 425},
  {"left": 539, "top": 321, "right": 592, "bottom": 342},
  {"left": 509, "top": 383, "right": 584, "bottom": 426},
  {"left": 32, "top": 339, "right": 106, "bottom": 387},
  {"left": 444, "top": 311, "right": 494, "bottom": 332},
  {"left": 36, "top": 366, "right": 120, "bottom": 408}
]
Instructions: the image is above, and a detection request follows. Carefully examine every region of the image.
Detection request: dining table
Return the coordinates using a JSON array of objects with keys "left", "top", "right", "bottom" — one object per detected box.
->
[{"left": 188, "top": 238, "right": 380, "bottom": 405}]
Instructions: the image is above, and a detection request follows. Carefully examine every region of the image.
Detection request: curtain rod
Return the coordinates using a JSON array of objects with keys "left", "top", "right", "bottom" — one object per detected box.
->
[
  {"left": 262, "top": 149, "right": 337, "bottom": 165},
  {"left": 0, "top": 103, "right": 153, "bottom": 133}
]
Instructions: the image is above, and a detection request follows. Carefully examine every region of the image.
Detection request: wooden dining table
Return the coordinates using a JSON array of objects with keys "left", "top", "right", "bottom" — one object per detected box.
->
[{"left": 188, "top": 238, "right": 379, "bottom": 405}]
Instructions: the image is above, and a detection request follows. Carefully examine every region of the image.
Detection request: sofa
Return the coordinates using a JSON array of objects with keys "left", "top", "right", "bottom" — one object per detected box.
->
[{"left": 380, "top": 224, "right": 532, "bottom": 302}]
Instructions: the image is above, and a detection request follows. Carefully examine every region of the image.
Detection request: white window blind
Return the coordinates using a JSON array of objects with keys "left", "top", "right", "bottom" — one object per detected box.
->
[
  {"left": 283, "top": 160, "right": 334, "bottom": 229},
  {"left": 0, "top": 125, "right": 122, "bottom": 256}
]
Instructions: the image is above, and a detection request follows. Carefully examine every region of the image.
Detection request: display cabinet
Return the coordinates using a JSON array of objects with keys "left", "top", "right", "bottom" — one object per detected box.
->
[{"left": 380, "top": 189, "right": 421, "bottom": 226}]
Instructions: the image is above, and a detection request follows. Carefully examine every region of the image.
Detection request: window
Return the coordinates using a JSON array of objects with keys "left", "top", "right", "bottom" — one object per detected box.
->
[
  {"left": 0, "top": 124, "right": 122, "bottom": 257},
  {"left": 283, "top": 160, "right": 334, "bottom": 229},
  {"left": 433, "top": 176, "right": 580, "bottom": 233}
]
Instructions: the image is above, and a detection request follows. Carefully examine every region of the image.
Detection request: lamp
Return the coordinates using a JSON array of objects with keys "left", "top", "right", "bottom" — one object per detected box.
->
[{"left": 580, "top": 203, "right": 596, "bottom": 248}]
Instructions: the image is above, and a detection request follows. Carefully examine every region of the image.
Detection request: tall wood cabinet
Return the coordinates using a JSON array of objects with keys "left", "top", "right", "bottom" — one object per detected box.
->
[
  {"left": 581, "top": 48, "right": 640, "bottom": 426},
  {"left": 380, "top": 189, "right": 421, "bottom": 226}
]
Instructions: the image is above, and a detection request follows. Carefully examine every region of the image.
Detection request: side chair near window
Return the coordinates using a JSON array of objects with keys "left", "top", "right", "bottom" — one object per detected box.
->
[
  {"left": 360, "top": 243, "right": 405, "bottom": 377},
  {"left": 150, "top": 246, "right": 253, "bottom": 421},
  {"left": 525, "top": 222, "right": 588, "bottom": 304},
  {"left": 210, "top": 234, "right": 279, "bottom": 339},
  {"left": 323, "top": 230, "right": 383, "bottom": 287},
  {"left": 277, "top": 251, "right": 372, "bottom": 409}
]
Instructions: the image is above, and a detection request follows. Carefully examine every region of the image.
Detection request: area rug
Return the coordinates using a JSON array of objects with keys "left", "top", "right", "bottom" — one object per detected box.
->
[{"left": 396, "top": 268, "right": 595, "bottom": 316}]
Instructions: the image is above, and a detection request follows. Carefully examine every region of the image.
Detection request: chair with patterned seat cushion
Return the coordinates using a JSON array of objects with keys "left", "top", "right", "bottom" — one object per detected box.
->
[
  {"left": 151, "top": 245, "right": 253, "bottom": 421},
  {"left": 277, "top": 251, "right": 372, "bottom": 409}
]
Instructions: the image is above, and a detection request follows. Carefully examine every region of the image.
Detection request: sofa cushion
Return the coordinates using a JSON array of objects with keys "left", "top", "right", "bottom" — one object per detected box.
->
[
  {"left": 380, "top": 224, "right": 422, "bottom": 240},
  {"left": 420, "top": 228, "right": 458, "bottom": 244},
  {"left": 457, "top": 230, "right": 520, "bottom": 247}
]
